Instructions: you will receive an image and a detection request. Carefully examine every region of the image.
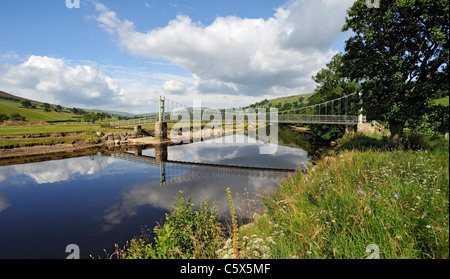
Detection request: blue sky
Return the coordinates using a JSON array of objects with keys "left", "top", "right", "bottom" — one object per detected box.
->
[{"left": 0, "top": 0, "right": 355, "bottom": 113}]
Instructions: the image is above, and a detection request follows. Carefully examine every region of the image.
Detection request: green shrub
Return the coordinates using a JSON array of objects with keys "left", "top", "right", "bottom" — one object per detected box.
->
[
  {"left": 10, "top": 113, "right": 26, "bottom": 121},
  {"left": 120, "top": 191, "right": 223, "bottom": 259},
  {"left": 0, "top": 114, "right": 9, "bottom": 122}
]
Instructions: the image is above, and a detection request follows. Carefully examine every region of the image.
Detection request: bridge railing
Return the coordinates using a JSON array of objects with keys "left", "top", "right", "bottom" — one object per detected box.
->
[{"left": 278, "top": 114, "right": 359, "bottom": 124}]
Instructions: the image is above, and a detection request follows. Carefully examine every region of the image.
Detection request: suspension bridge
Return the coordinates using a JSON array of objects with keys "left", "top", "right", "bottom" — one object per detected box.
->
[
  {"left": 107, "top": 92, "right": 366, "bottom": 128},
  {"left": 110, "top": 147, "right": 294, "bottom": 186}
]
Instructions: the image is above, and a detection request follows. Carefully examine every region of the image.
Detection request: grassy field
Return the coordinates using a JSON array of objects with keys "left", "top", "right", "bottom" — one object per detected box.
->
[
  {"left": 433, "top": 96, "right": 449, "bottom": 107},
  {"left": 265, "top": 93, "right": 314, "bottom": 107},
  {"left": 0, "top": 101, "right": 79, "bottom": 122},
  {"left": 0, "top": 123, "right": 135, "bottom": 148}
]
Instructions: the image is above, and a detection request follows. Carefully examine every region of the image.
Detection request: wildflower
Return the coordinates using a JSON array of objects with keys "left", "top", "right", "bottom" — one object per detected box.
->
[{"left": 394, "top": 194, "right": 399, "bottom": 199}]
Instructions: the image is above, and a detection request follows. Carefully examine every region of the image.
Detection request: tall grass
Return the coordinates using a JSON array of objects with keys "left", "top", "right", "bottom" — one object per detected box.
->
[{"left": 240, "top": 133, "right": 449, "bottom": 259}]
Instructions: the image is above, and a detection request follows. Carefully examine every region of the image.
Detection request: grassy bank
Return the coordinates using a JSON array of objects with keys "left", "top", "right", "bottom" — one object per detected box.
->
[
  {"left": 110, "top": 132, "right": 448, "bottom": 259},
  {"left": 238, "top": 133, "right": 449, "bottom": 259}
]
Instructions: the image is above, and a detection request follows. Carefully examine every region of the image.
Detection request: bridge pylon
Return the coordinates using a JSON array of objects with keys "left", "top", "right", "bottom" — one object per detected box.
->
[{"left": 156, "top": 96, "right": 168, "bottom": 140}]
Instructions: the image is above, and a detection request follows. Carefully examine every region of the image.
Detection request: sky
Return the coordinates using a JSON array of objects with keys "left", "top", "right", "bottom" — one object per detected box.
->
[{"left": 0, "top": 0, "right": 356, "bottom": 114}]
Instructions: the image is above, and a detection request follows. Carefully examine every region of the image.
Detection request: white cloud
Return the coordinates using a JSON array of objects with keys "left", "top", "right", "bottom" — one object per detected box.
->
[
  {"left": 93, "top": 0, "right": 354, "bottom": 97},
  {"left": 0, "top": 55, "right": 127, "bottom": 108},
  {"left": 162, "top": 80, "right": 186, "bottom": 94}
]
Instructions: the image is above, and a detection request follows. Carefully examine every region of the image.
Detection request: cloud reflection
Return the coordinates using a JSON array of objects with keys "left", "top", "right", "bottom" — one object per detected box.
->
[
  {"left": 0, "top": 156, "right": 118, "bottom": 185},
  {"left": 101, "top": 169, "right": 284, "bottom": 232},
  {"left": 0, "top": 194, "right": 10, "bottom": 213}
]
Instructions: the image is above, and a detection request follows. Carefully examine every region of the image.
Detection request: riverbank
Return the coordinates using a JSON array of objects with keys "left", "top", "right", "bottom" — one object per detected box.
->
[
  {"left": 0, "top": 122, "right": 253, "bottom": 162},
  {"left": 236, "top": 132, "right": 449, "bottom": 259},
  {"left": 113, "top": 132, "right": 449, "bottom": 259}
]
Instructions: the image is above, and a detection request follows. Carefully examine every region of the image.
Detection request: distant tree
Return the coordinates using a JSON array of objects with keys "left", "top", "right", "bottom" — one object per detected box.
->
[
  {"left": 282, "top": 103, "right": 292, "bottom": 111},
  {"left": 97, "top": 112, "right": 109, "bottom": 122},
  {"left": 298, "top": 96, "right": 305, "bottom": 103},
  {"left": 83, "top": 113, "right": 100, "bottom": 123},
  {"left": 10, "top": 113, "right": 26, "bottom": 121},
  {"left": 56, "top": 105, "right": 62, "bottom": 112},
  {"left": 43, "top": 103, "right": 51, "bottom": 112},
  {"left": 21, "top": 100, "right": 32, "bottom": 108},
  {"left": 0, "top": 114, "right": 9, "bottom": 122}
]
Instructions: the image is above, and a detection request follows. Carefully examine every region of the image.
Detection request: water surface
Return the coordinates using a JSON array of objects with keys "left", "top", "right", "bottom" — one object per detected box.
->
[{"left": 0, "top": 134, "right": 310, "bottom": 258}]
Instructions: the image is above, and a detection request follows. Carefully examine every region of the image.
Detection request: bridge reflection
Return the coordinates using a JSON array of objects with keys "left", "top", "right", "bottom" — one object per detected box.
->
[{"left": 111, "top": 145, "right": 294, "bottom": 186}]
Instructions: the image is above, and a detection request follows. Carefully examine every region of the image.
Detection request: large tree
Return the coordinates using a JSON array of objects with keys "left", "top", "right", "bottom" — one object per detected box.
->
[{"left": 342, "top": 0, "right": 449, "bottom": 139}]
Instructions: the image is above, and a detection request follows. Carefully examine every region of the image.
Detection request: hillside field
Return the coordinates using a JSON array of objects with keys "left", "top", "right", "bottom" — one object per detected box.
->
[{"left": 0, "top": 101, "right": 79, "bottom": 122}]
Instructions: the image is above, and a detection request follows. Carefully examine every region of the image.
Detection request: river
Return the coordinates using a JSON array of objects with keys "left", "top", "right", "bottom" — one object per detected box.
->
[{"left": 0, "top": 127, "right": 322, "bottom": 259}]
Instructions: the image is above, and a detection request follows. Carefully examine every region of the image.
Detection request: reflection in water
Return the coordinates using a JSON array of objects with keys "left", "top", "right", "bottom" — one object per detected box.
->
[
  {"left": 0, "top": 193, "right": 10, "bottom": 213},
  {"left": 0, "top": 155, "right": 118, "bottom": 185},
  {"left": 0, "top": 132, "right": 310, "bottom": 259}
]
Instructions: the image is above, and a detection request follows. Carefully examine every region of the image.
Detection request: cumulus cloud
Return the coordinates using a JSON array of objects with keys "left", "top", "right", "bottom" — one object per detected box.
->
[
  {"left": 93, "top": 0, "right": 354, "bottom": 97},
  {"left": 0, "top": 55, "right": 127, "bottom": 107},
  {"left": 162, "top": 80, "right": 186, "bottom": 94}
]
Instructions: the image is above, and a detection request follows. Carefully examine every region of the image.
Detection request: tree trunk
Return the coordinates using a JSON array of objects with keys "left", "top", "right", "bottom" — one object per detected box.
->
[{"left": 389, "top": 119, "right": 405, "bottom": 141}]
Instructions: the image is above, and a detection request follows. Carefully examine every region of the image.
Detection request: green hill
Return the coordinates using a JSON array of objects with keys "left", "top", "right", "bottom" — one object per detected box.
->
[
  {"left": 245, "top": 92, "right": 315, "bottom": 110},
  {"left": 0, "top": 91, "right": 80, "bottom": 122},
  {"left": 433, "top": 96, "right": 449, "bottom": 107}
]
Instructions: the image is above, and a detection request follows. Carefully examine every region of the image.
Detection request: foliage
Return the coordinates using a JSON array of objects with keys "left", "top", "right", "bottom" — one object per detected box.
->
[
  {"left": 120, "top": 191, "right": 223, "bottom": 259},
  {"left": 0, "top": 114, "right": 9, "bottom": 122},
  {"left": 21, "top": 100, "right": 32, "bottom": 108},
  {"left": 309, "top": 124, "right": 346, "bottom": 142},
  {"left": 10, "top": 113, "right": 26, "bottom": 121},
  {"left": 310, "top": 53, "right": 360, "bottom": 106},
  {"left": 83, "top": 113, "right": 99, "bottom": 122},
  {"left": 342, "top": 0, "right": 449, "bottom": 139},
  {"left": 408, "top": 104, "right": 449, "bottom": 136},
  {"left": 43, "top": 103, "right": 51, "bottom": 112}
]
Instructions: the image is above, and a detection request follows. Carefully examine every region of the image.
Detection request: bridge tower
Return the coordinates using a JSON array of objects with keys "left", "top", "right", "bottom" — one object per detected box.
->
[
  {"left": 358, "top": 91, "right": 365, "bottom": 124},
  {"left": 155, "top": 96, "right": 168, "bottom": 140}
]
